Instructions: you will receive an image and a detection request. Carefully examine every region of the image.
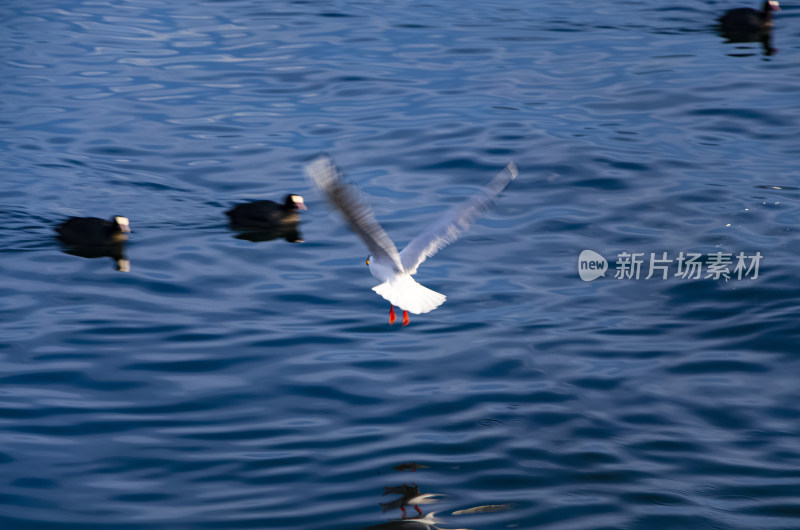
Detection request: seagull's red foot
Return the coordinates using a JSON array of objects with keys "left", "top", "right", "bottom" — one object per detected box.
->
[
  {"left": 402, "top": 310, "right": 409, "bottom": 327},
  {"left": 389, "top": 305, "right": 396, "bottom": 326},
  {"left": 414, "top": 505, "right": 422, "bottom": 516},
  {"left": 400, "top": 506, "right": 407, "bottom": 519}
]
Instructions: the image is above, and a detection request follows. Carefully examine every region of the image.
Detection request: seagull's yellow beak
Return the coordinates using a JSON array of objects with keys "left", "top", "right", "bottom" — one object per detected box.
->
[{"left": 366, "top": 257, "right": 370, "bottom": 266}]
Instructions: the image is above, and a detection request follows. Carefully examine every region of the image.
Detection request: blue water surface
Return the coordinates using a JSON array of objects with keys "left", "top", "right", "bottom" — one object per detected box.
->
[{"left": 2, "top": 0, "right": 800, "bottom": 528}]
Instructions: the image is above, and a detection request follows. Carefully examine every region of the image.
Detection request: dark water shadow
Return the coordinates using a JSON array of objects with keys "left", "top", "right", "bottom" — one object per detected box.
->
[
  {"left": 715, "top": 19, "right": 777, "bottom": 56},
  {"left": 59, "top": 242, "right": 130, "bottom": 272},
  {"left": 228, "top": 224, "right": 304, "bottom": 243}
]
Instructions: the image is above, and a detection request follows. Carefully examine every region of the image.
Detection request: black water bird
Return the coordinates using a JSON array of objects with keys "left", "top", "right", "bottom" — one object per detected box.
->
[
  {"left": 718, "top": 0, "right": 780, "bottom": 51},
  {"left": 55, "top": 216, "right": 131, "bottom": 271},
  {"left": 225, "top": 194, "right": 306, "bottom": 242}
]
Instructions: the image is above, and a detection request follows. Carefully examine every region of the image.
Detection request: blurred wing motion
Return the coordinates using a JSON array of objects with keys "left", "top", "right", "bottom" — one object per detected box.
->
[
  {"left": 399, "top": 162, "right": 518, "bottom": 275},
  {"left": 306, "top": 155, "right": 403, "bottom": 272},
  {"left": 307, "top": 155, "right": 518, "bottom": 321}
]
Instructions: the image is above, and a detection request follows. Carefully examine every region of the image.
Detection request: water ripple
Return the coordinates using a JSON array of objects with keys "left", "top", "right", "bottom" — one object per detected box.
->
[{"left": 2, "top": 0, "right": 800, "bottom": 528}]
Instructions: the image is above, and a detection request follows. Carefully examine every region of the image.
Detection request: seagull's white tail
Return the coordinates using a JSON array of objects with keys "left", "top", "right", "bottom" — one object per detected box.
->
[{"left": 372, "top": 275, "right": 446, "bottom": 314}]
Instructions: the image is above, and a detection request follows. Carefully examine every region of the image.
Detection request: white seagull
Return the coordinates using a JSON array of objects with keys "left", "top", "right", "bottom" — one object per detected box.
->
[{"left": 306, "top": 156, "right": 518, "bottom": 326}]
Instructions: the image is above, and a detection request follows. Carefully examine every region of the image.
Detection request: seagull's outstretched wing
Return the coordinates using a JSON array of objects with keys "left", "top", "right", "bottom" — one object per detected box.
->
[
  {"left": 399, "top": 162, "right": 518, "bottom": 275},
  {"left": 306, "top": 155, "right": 403, "bottom": 272}
]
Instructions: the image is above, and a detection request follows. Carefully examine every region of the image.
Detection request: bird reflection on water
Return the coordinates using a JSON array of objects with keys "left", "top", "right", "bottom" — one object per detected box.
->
[
  {"left": 720, "top": 27, "right": 776, "bottom": 56},
  {"left": 365, "top": 512, "right": 470, "bottom": 530},
  {"left": 380, "top": 483, "right": 443, "bottom": 519},
  {"left": 230, "top": 226, "right": 304, "bottom": 243},
  {"left": 60, "top": 243, "right": 130, "bottom": 272},
  {"left": 393, "top": 462, "right": 429, "bottom": 473},
  {"left": 368, "top": 460, "right": 512, "bottom": 529}
]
